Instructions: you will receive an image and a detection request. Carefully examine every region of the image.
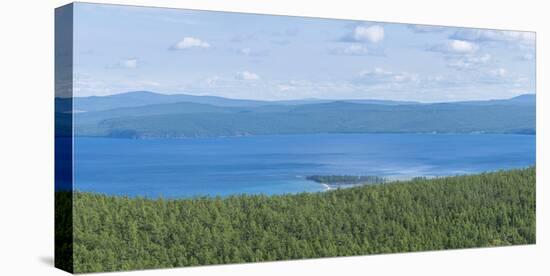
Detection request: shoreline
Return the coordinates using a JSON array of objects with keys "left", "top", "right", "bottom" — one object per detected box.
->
[{"left": 64, "top": 166, "right": 535, "bottom": 201}]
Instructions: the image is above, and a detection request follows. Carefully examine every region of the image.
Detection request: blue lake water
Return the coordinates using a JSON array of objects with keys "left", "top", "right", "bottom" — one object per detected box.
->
[{"left": 74, "top": 133, "right": 535, "bottom": 198}]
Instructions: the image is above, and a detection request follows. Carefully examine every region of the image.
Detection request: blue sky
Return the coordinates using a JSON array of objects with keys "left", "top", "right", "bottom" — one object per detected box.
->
[{"left": 73, "top": 3, "right": 536, "bottom": 102}]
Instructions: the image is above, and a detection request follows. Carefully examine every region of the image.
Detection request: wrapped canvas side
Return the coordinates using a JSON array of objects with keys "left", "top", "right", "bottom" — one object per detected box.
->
[{"left": 55, "top": 3, "right": 74, "bottom": 273}]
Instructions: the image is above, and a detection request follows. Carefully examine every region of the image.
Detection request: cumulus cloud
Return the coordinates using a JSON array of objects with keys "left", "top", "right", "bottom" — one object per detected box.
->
[
  {"left": 235, "top": 71, "right": 260, "bottom": 81},
  {"left": 239, "top": 48, "right": 252, "bottom": 55},
  {"left": 342, "top": 25, "right": 385, "bottom": 43},
  {"left": 451, "top": 29, "right": 535, "bottom": 44},
  {"left": 450, "top": 29, "right": 535, "bottom": 64},
  {"left": 448, "top": 40, "right": 477, "bottom": 53},
  {"left": 120, "top": 58, "right": 138, "bottom": 68},
  {"left": 447, "top": 54, "right": 491, "bottom": 70},
  {"left": 429, "top": 40, "right": 478, "bottom": 54},
  {"left": 427, "top": 40, "right": 492, "bottom": 70},
  {"left": 358, "top": 67, "right": 419, "bottom": 83},
  {"left": 236, "top": 47, "right": 269, "bottom": 57},
  {"left": 479, "top": 68, "right": 519, "bottom": 85},
  {"left": 203, "top": 76, "right": 220, "bottom": 87},
  {"left": 107, "top": 58, "right": 139, "bottom": 69},
  {"left": 354, "top": 25, "right": 384, "bottom": 42},
  {"left": 329, "top": 44, "right": 371, "bottom": 56},
  {"left": 359, "top": 67, "right": 392, "bottom": 77},
  {"left": 170, "top": 37, "right": 210, "bottom": 50},
  {"left": 488, "top": 68, "right": 508, "bottom": 77}
]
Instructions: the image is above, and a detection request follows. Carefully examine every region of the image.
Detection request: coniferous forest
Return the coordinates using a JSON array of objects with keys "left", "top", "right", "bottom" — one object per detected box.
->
[{"left": 57, "top": 167, "right": 535, "bottom": 273}]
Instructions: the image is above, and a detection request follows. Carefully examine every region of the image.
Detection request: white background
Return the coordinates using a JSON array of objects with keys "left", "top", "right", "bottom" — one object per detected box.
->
[{"left": 0, "top": 0, "right": 547, "bottom": 275}]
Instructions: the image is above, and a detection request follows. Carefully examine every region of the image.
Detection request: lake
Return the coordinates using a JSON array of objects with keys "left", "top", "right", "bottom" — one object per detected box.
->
[{"left": 74, "top": 133, "right": 535, "bottom": 198}]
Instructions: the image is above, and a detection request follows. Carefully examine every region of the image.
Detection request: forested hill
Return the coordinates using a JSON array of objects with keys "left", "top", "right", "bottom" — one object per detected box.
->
[
  {"left": 60, "top": 167, "right": 535, "bottom": 273},
  {"left": 64, "top": 92, "right": 536, "bottom": 138}
]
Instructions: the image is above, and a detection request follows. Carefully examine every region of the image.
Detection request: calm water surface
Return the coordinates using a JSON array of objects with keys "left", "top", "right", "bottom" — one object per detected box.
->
[{"left": 74, "top": 133, "right": 535, "bottom": 198}]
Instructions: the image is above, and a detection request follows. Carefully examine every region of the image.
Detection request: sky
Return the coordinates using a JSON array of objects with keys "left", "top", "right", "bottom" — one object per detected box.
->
[{"left": 72, "top": 3, "right": 536, "bottom": 102}]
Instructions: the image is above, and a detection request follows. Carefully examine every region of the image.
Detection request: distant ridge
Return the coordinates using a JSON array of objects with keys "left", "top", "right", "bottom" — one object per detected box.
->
[
  {"left": 510, "top": 94, "right": 536, "bottom": 103},
  {"left": 72, "top": 91, "right": 269, "bottom": 111},
  {"left": 68, "top": 91, "right": 535, "bottom": 112},
  {"left": 451, "top": 93, "right": 535, "bottom": 106},
  {"left": 70, "top": 91, "right": 535, "bottom": 138}
]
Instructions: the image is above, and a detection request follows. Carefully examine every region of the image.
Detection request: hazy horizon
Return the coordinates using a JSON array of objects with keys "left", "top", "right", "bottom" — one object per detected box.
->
[
  {"left": 72, "top": 3, "right": 535, "bottom": 102},
  {"left": 67, "top": 89, "right": 535, "bottom": 104}
]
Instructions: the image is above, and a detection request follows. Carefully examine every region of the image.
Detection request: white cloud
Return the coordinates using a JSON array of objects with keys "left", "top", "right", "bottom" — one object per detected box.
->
[
  {"left": 451, "top": 29, "right": 535, "bottom": 64},
  {"left": 392, "top": 72, "right": 419, "bottom": 82},
  {"left": 330, "top": 44, "right": 370, "bottom": 56},
  {"left": 240, "top": 48, "right": 252, "bottom": 55},
  {"left": 449, "top": 40, "right": 477, "bottom": 53},
  {"left": 452, "top": 29, "right": 535, "bottom": 45},
  {"left": 107, "top": 58, "right": 139, "bottom": 69},
  {"left": 170, "top": 37, "right": 210, "bottom": 50},
  {"left": 513, "top": 76, "right": 531, "bottom": 88},
  {"left": 277, "top": 84, "right": 296, "bottom": 91},
  {"left": 359, "top": 67, "right": 393, "bottom": 77},
  {"left": 203, "top": 76, "right": 220, "bottom": 87},
  {"left": 447, "top": 54, "right": 491, "bottom": 70},
  {"left": 236, "top": 47, "right": 268, "bottom": 57},
  {"left": 429, "top": 40, "right": 478, "bottom": 55},
  {"left": 120, "top": 58, "right": 138, "bottom": 69},
  {"left": 346, "top": 25, "right": 385, "bottom": 43},
  {"left": 488, "top": 68, "right": 508, "bottom": 77},
  {"left": 358, "top": 67, "right": 419, "bottom": 83},
  {"left": 429, "top": 40, "right": 490, "bottom": 70},
  {"left": 235, "top": 71, "right": 260, "bottom": 81},
  {"left": 354, "top": 25, "right": 385, "bottom": 43}
]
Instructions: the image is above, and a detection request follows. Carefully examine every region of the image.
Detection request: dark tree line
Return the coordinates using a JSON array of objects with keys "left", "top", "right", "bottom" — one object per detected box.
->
[{"left": 60, "top": 167, "right": 535, "bottom": 273}]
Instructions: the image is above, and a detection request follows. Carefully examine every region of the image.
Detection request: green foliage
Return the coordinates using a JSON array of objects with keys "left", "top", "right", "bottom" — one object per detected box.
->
[
  {"left": 68, "top": 167, "right": 535, "bottom": 273},
  {"left": 55, "top": 191, "right": 73, "bottom": 272}
]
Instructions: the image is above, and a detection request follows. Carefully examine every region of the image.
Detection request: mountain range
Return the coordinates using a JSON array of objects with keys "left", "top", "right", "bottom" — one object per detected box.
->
[{"left": 55, "top": 91, "right": 536, "bottom": 138}]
